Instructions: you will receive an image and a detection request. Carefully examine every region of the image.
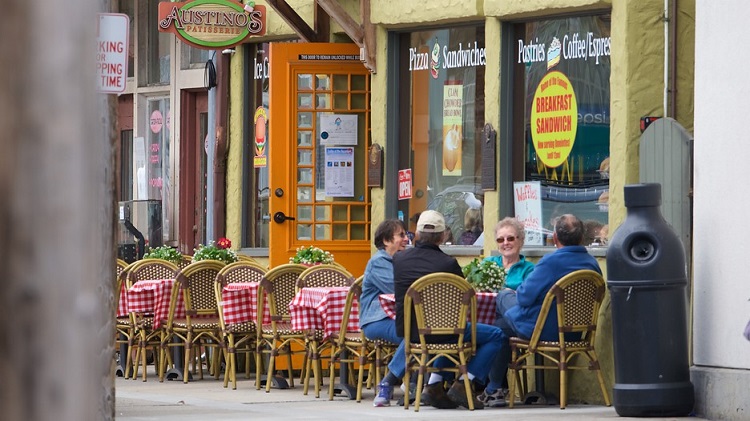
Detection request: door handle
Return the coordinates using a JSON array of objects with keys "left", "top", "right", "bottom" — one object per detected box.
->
[{"left": 273, "top": 211, "right": 296, "bottom": 224}]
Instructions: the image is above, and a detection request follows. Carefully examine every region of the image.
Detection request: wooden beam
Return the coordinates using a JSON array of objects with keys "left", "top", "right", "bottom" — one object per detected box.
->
[
  {"left": 360, "top": 0, "right": 376, "bottom": 73},
  {"left": 266, "top": 0, "right": 320, "bottom": 42},
  {"left": 317, "top": 0, "right": 364, "bottom": 46},
  {"left": 315, "top": 2, "right": 330, "bottom": 43}
]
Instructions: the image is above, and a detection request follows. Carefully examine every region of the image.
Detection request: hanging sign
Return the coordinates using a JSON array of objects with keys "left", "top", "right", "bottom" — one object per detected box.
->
[
  {"left": 253, "top": 106, "right": 267, "bottom": 167},
  {"left": 398, "top": 169, "right": 412, "bottom": 200},
  {"left": 158, "top": 0, "right": 266, "bottom": 50},
  {"left": 442, "top": 82, "right": 463, "bottom": 176}
]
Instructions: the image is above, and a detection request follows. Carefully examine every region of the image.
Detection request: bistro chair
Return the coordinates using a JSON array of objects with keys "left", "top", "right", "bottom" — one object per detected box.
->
[
  {"left": 214, "top": 261, "right": 267, "bottom": 389},
  {"left": 159, "top": 259, "right": 227, "bottom": 383},
  {"left": 178, "top": 254, "right": 192, "bottom": 270},
  {"left": 237, "top": 254, "right": 263, "bottom": 266},
  {"left": 403, "top": 273, "right": 477, "bottom": 411},
  {"left": 256, "top": 263, "right": 308, "bottom": 392},
  {"left": 327, "top": 275, "right": 395, "bottom": 402},
  {"left": 115, "top": 259, "right": 134, "bottom": 378},
  {"left": 296, "top": 264, "right": 355, "bottom": 397},
  {"left": 507, "top": 269, "right": 611, "bottom": 409},
  {"left": 126, "top": 258, "right": 179, "bottom": 381}
]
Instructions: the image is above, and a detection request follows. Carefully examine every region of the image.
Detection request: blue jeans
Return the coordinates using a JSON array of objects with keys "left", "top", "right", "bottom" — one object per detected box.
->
[
  {"left": 432, "top": 322, "right": 504, "bottom": 383},
  {"left": 362, "top": 318, "right": 406, "bottom": 378},
  {"left": 487, "top": 289, "right": 520, "bottom": 390}
]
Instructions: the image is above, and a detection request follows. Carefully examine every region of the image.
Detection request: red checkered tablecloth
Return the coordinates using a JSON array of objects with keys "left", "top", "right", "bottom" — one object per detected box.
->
[
  {"left": 378, "top": 292, "right": 497, "bottom": 325},
  {"left": 117, "top": 283, "right": 129, "bottom": 317},
  {"left": 290, "top": 287, "right": 359, "bottom": 340},
  {"left": 127, "top": 279, "right": 184, "bottom": 329},
  {"left": 221, "top": 282, "right": 271, "bottom": 326}
]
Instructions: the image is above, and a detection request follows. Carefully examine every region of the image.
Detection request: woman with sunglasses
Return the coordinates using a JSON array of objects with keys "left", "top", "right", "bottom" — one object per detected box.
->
[
  {"left": 483, "top": 217, "right": 534, "bottom": 290},
  {"left": 477, "top": 217, "right": 535, "bottom": 407}
]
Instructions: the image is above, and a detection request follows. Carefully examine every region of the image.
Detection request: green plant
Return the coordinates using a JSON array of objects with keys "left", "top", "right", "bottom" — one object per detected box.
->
[
  {"left": 193, "top": 237, "right": 238, "bottom": 265},
  {"left": 462, "top": 258, "right": 506, "bottom": 292},
  {"left": 142, "top": 245, "right": 182, "bottom": 264},
  {"left": 289, "top": 245, "right": 334, "bottom": 265}
]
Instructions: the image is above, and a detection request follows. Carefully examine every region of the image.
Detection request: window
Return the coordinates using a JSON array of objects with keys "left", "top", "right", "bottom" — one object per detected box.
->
[
  {"left": 120, "top": 129, "right": 133, "bottom": 201},
  {"left": 139, "top": 0, "right": 170, "bottom": 85},
  {"left": 180, "top": 42, "right": 211, "bottom": 70},
  {"left": 118, "top": 0, "right": 135, "bottom": 78},
  {"left": 145, "top": 97, "right": 174, "bottom": 243},
  {"left": 508, "top": 15, "right": 611, "bottom": 246},
  {"left": 242, "top": 43, "right": 270, "bottom": 248},
  {"left": 397, "top": 26, "right": 486, "bottom": 245}
]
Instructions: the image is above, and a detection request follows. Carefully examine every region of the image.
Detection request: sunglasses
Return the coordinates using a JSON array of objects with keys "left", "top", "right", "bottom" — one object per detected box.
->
[{"left": 495, "top": 236, "right": 516, "bottom": 243}]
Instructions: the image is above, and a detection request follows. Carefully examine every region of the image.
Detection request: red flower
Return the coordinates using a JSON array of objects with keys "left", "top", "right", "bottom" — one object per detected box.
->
[{"left": 216, "top": 237, "right": 232, "bottom": 249}]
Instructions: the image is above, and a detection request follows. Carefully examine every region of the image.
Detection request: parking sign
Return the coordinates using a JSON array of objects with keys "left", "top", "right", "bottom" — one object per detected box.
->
[{"left": 96, "top": 13, "right": 129, "bottom": 93}]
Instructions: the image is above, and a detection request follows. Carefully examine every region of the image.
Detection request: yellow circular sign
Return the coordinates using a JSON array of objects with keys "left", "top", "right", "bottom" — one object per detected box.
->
[{"left": 530, "top": 71, "right": 578, "bottom": 168}]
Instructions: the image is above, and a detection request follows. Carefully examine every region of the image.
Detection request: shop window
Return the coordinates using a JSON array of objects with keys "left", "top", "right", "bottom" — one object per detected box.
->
[
  {"left": 180, "top": 42, "right": 211, "bottom": 70},
  {"left": 396, "top": 26, "right": 486, "bottom": 245},
  {"left": 507, "top": 15, "right": 611, "bottom": 247},
  {"left": 242, "top": 43, "right": 270, "bottom": 248},
  {"left": 138, "top": 0, "right": 170, "bottom": 86},
  {"left": 118, "top": 0, "right": 135, "bottom": 78}
]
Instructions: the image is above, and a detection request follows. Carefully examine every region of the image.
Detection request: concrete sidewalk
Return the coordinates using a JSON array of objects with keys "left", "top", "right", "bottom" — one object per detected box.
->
[{"left": 115, "top": 373, "right": 704, "bottom": 421}]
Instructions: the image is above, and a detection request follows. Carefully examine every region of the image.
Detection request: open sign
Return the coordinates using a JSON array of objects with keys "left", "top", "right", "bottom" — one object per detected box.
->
[{"left": 398, "top": 169, "right": 412, "bottom": 200}]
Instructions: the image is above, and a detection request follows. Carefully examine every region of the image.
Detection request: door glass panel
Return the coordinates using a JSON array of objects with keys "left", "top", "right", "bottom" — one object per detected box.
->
[
  {"left": 333, "top": 224, "right": 348, "bottom": 240},
  {"left": 350, "top": 224, "right": 366, "bottom": 240},
  {"left": 298, "top": 112, "right": 313, "bottom": 128},
  {"left": 297, "top": 224, "right": 312, "bottom": 240},
  {"left": 298, "top": 93, "right": 313, "bottom": 109},
  {"left": 298, "top": 168, "right": 313, "bottom": 184},
  {"left": 298, "top": 131, "right": 312, "bottom": 146},
  {"left": 297, "top": 186, "right": 313, "bottom": 202},
  {"left": 350, "top": 206, "right": 366, "bottom": 222},
  {"left": 334, "top": 94, "right": 348, "bottom": 109},
  {"left": 332, "top": 206, "right": 349, "bottom": 221},
  {"left": 297, "top": 205, "right": 313, "bottom": 222},
  {"left": 316, "top": 93, "right": 330, "bottom": 109},
  {"left": 315, "top": 205, "right": 330, "bottom": 221},
  {"left": 351, "top": 93, "right": 366, "bottom": 109},
  {"left": 333, "top": 74, "right": 349, "bottom": 90},
  {"left": 351, "top": 74, "right": 366, "bottom": 90},
  {"left": 315, "top": 224, "right": 331, "bottom": 240},
  {"left": 298, "top": 74, "right": 313, "bottom": 90},
  {"left": 316, "top": 74, "right": 330, "bottom": 90},
  {"left": 298, "top": 150, "right": 312, "bottom": 165}
]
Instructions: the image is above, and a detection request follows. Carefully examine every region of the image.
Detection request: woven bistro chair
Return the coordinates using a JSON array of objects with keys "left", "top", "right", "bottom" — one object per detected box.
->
[
  {"left": 507, "top": 269, "right": 611, "bottom": 409},
  {"left": 178, "top": 254, "right": 192, "bottom": 270},
  {"left": 327, "top": 275, "right": 394, "bottom": 402},
  {"left": 159, "top": 259, "right": 227, "bottom": 383},
  {"left": 296, "top": 264, "right": 356, "bottom": 397},
  {"left": 256, "top": 264, "right": 308, "bottom": 392},
  {"left": 403, "top": 273, "right": 478, "bottom": 412},
  {"left": 214, "top": 261, "right": 267, "bottom": 389},
  {"left": 115, "top": 259, "right": 134, "bottom": 378},
  {"left": 126, "top": 258, "right": 179, "bottom": 381}
]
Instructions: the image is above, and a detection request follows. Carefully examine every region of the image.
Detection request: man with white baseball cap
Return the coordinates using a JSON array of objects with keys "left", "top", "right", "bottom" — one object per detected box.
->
[{"left": 393, "top": 210, "right": 503, "bottom": 409}]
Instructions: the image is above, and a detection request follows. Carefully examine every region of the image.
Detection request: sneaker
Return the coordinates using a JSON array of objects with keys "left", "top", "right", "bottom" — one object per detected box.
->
[
  {"left": 477, "top": 388, "right": 506, "bottom": 408},
  {"left": 373, "top": 381, "right": 393, "bottom": 407},
  {"left": 447, "top": 380, "right": 485, "bottom": 410},
  {"left": 424, "top": 382, "right": 458, "bottom": 409}
]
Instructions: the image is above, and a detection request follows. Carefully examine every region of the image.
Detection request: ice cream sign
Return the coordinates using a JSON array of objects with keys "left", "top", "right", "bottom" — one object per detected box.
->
[
  {"left": 530, "top": 71, "right": 578, "bottom": 168},
  {"left": 158, "top": 0, "right": 266, "bottom": 49},
  {"left": 408, "top": 40, "right": 486, "bottom": 78}
]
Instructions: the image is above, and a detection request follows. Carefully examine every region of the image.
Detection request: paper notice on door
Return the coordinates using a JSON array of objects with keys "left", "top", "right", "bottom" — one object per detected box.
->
[
  {"left": 320, "top": 114, "right": 358, "bottom": 145},
  {"left": 324, "top": 147, "right": 354, "bottom": 197}
]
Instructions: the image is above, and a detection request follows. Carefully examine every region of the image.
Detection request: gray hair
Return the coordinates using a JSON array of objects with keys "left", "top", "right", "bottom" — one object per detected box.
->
[{"left": 494, "top": 217, "right": 526, "bottom": 242}]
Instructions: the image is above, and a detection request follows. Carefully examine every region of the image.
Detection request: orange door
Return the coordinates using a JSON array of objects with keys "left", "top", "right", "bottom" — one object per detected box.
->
[{"left": 268, "top": 43, "right": 371, "bottom": 276}]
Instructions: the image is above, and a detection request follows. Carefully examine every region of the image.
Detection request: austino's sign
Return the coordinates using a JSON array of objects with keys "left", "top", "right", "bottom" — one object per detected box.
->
[{"left": 158, "top": 0, "right": 266, "bottom": 49}]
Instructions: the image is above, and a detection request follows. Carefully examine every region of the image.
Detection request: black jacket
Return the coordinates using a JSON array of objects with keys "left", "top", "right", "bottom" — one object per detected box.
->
[{"left": 393, "top": 242, "right": 463, "bottom": 342}]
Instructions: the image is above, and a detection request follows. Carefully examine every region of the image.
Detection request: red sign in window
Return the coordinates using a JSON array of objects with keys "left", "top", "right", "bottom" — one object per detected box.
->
[{"left": 398, "top": 169, "right": 412, "bottom": 200}]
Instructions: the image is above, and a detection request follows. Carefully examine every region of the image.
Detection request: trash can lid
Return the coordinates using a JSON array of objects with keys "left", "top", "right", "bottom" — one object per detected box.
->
[{"left": 624, "top": 183, "right": 661, "bottom": 207}]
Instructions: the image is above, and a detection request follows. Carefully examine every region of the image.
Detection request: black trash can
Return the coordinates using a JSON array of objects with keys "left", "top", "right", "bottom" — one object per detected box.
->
[{"left": 606, "top": 183, "right": 694, "bottom": 417}]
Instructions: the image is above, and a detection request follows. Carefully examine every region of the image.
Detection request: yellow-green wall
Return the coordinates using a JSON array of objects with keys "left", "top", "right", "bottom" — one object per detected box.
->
[{"left": 223, "top": 0, "right": 695, "bottom": 405}]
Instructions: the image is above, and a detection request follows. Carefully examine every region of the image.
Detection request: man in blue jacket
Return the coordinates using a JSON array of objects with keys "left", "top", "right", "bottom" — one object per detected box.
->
[{"left": 490, "top": 214, "right": 601, "bottom": 405}]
